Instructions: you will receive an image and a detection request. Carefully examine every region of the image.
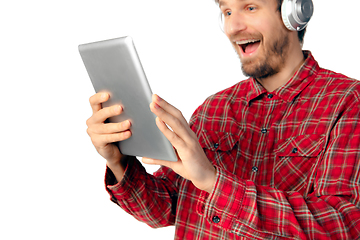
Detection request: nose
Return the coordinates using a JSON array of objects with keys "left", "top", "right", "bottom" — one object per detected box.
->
[{"left": 224, "top": 12, "right": 247, "bottom": 36}]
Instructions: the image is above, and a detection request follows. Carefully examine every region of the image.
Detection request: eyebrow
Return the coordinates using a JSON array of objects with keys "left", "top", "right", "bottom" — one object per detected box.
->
[
  {"left": 218, "top": 0, "right": 265, "bottom": 8},
  {"left": 218, "top": 0, "right": 226, "bottom": 8}
]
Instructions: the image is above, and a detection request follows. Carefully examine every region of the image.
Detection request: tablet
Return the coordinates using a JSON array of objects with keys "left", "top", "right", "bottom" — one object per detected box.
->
[{"left": 79, "top": 36, "right": 178, "bottom": 162}]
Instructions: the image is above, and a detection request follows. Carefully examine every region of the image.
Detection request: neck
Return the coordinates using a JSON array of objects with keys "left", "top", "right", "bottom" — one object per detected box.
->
[{"left": 257, "top": 42, "right": 305, "bottom": 92}]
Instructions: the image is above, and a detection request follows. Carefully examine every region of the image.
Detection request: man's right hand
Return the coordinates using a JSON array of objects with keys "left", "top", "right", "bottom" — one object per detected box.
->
[{"left": 86, "top": 92, "right": 132, "bottom": 180}]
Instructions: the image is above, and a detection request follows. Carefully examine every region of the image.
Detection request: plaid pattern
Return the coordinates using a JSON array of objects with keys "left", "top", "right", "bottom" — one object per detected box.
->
[{"left": 106, "top": 51, "right": 360, "bottom": 239}]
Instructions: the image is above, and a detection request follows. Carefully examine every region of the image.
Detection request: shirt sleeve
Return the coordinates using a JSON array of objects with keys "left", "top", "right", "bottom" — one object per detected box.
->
[
  {"left": 105, "top": 156, "right": 182, "bottom": 229},
  {"left": 196, "top": 100, "right": 360, "bottom": 239}
]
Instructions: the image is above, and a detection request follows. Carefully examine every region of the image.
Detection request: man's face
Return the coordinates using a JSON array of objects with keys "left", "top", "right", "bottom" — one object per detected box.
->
[{"left": 220, "top": 0, "right": 290, "bottom": 79}]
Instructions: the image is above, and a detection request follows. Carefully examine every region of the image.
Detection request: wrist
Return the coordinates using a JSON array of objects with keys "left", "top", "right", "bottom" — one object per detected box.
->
[
  {"left": 205, "top": 166, "right": 217, "bottom": 193},
  {"left": 195, "top": 166, "right": 217, "bottom": 193},
  {"left": 106, "top": 157, "right": 126, "bottom": 182}
]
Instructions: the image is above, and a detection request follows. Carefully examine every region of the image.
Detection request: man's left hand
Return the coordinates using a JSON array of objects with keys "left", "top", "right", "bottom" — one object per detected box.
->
[{"left": 142, "top": 94, "right": 216, "bottom": 193}]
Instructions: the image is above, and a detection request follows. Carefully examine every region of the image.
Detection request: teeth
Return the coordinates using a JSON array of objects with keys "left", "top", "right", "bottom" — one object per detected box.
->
[{"left": 235, "top": 39, "right": 260, "bottom": 45}]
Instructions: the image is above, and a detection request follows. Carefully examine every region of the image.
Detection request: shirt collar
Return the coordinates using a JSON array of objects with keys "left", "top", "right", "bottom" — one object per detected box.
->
[{"left": 246, "top": 51, "right": 320, "bottom": 104}]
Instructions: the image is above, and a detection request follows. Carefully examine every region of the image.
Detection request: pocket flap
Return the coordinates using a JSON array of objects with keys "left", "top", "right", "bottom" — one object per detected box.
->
[
  {"left": 275, "top": 134, "right": 326, "bottom": 157},
  {"left": 198, "top": 130, "right": 239, "bottom": 151}
]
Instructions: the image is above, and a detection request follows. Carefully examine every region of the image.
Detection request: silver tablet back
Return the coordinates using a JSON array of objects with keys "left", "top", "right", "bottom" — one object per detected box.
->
[{"left": 79, "top": 36, "right": 177, "bottom": 161}]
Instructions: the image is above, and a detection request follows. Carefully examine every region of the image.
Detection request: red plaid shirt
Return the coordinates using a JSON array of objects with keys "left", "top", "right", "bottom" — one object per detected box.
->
[{"left": 105, "top": 51, "right": 360, "bottom": 239}]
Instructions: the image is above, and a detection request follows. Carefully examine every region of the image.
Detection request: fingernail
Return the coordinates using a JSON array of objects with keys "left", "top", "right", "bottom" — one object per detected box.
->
[
  {"left": 122, "top": 120, "right": 130, "bottom": 128},
  {"left": 101, "top": 93, "right": 108, "bottom": 100},
  {"left": 156, "top": 94, "right": 162, "bottom": 101},
  {"left": 115, "top": 105, "right": 122, "bottom": 113},
  {"left": 154, "top": 102, "right": 160, "bottom": 109}
]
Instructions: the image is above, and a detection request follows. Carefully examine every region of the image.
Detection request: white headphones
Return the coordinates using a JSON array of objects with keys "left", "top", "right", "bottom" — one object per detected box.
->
[
  {"left": 219, "top": 0, "right": 314, "bottom": 32},
  {"left": 281, "top": 0, "right": 314, "bottom": 31}
]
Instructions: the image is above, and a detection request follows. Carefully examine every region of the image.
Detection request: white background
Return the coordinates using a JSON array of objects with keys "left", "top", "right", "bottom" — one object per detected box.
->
[{"left": 1, "top": 0, "right": 359, "bottom": 239}]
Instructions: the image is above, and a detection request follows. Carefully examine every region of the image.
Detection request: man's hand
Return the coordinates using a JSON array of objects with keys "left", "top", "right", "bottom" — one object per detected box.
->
[
  {"left": 86, "top": 92, "right": 132, "bottom": 181},
  {"left": 142, "top": 94, "right": 216, "bottom": 193}
]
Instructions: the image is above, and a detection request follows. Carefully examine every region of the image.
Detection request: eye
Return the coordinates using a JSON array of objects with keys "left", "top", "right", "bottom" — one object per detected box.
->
[
  {"left": 247, "top": 6, "right": 257, "bottom": 11},
  {"left": 225, "top": 11, "right": 232, "bottom": 16}
]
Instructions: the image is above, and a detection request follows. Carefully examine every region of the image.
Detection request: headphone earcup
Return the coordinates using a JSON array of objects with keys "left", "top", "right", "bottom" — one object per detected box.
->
[{"left": 281, "top": 0, "right": 314, "bottom": 31}]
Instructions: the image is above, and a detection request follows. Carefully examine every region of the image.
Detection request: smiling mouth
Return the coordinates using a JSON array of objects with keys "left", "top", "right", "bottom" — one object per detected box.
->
[{"left": 236, "top": 39, "right": 261, "bottom": 55}]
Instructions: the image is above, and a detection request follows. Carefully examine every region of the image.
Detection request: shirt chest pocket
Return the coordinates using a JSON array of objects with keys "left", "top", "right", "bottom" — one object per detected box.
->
[
  {"left": 198, "top": 130, "right": 239, "bottom": 167},
  {"left": 273, "top": 134, "right": 326, "bottom": 194}
]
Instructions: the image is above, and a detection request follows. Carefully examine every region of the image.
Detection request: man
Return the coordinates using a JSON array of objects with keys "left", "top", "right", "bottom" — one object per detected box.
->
[{"left": 86, "top": 0, "right": 360, "bottom": 239}]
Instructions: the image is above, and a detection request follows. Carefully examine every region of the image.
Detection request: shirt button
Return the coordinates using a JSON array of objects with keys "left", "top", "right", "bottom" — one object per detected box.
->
[
  {"left": 292, "top": 148, "right": 298, "bottom": 153},
  {"left": 261, "top": 128, "right": 267, "bottom": 134},
  {"left": 267, "top": 94, "right": 274, "bottom": 99},
  {"left": 252, "top": 166, "right": 258, "bottom": 173},
  {"left": 212, "top": 216, "right": 221, "bottom": 224},
  {"left": 214, "top": 143, "right": 219, "bottom": 149}
]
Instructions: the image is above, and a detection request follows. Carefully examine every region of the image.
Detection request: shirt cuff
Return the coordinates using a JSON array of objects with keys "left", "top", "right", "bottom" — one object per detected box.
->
[
  {"left": 105, "top": 156, "right": 144, "bottom": 201},
  {"left": 196, "top": 166, "right": 246, "bottom": 231}
]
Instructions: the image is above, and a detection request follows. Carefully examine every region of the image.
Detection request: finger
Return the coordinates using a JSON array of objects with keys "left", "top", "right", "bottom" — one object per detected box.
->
[
  {"left": 141, "top": 157, "right": 173, "bottom": 168},
  {"left": 89, "top": 92, "right": 109, "bottom": 113},
  {"left": 155, "top": 117, "right": 185, "bottom": 148},
  {"left": 152, "top": 94, "right": 187, "bottom": 125},
  {"left": 92, "top": 120, "right": 131, "bottom": 134},
  {"left": 89, "top": 105, "right": 123, "bottom": 125},
  {"left": 150, "top": 102, "right": 193, "bottom": 143},
  {"left": 94, "top": 131, "right": 132, "bottom": 146}
]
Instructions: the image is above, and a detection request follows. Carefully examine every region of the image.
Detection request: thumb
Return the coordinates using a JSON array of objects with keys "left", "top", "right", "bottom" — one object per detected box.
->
[{"left": 141, "top": 157, "right": 172, "bottom": 168}]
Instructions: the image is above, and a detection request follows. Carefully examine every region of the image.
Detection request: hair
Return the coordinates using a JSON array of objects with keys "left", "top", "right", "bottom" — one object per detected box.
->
[{"left": 214, "top": 0, "right": 307, "bottom": 44}]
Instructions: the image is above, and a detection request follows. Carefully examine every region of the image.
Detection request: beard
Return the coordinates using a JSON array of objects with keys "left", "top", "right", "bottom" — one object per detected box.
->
[{"left": 240, "top": 33, "right": 290, "bottom": 79}]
